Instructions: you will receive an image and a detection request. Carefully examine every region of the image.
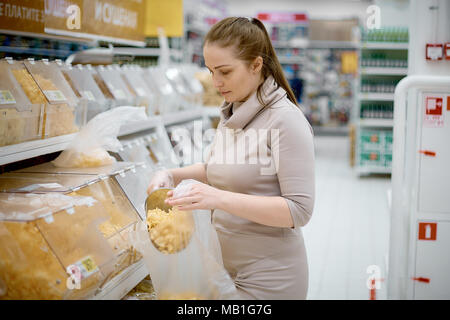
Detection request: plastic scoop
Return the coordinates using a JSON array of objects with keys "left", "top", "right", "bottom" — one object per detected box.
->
[{"left": 145, "top": 188, "right": 194, "bottom": 254}]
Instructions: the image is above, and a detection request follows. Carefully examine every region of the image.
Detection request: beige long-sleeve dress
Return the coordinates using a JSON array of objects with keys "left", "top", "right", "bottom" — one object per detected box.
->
[{"left": 205, "top": 75, "right": 315, "bottom": 299}]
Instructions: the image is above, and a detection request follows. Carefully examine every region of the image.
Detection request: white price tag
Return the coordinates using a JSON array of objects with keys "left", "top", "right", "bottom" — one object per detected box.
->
[
  {"left": 43, "top": 90, "right": 67, "bottom": 102},
  {"left": 0, "top": 90, "right": 16, "bottom": 105}
]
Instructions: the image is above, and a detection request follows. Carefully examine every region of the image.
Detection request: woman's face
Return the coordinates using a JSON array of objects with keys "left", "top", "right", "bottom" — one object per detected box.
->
[{"left": 203, "top": 43, "right": 263, "bottom": 103}]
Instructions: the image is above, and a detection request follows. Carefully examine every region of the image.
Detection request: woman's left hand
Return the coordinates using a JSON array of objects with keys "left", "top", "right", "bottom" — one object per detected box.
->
[{"left": 165, "top": 182, "right": 225, "bottom": 211}]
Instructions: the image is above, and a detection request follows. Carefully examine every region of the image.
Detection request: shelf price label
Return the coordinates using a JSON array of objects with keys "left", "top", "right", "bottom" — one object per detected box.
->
[
  {"left": 43, "top": 90, "right": 67, "bottom": 103},
  {"left": 0, "top": 90, "right": 16, "bottom": 105}
]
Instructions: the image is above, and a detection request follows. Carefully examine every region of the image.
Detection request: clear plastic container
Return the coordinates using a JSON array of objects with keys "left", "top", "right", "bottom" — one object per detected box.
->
[
  {"left": 23, "top": 59, "right": 85, "bottom": 139},
  {"left": 164, "top": 67, "right": 193, "bottom": 110},
  {"left": 143, "top": 67, "right": 181, "bottom": 114},
  {"left": 120, "top": 65, "right": 157, "bottom": 116},
  {"left": 0, "top": 58, "right": 43, "bottom": 147},
  {"left": 59, "top": 63, "right": 112, "bottom": 122},
  {"left": 0, "top": 170, "right": 144, "bottom": 294},
  {"left": 179, "top": 64, "right": 204, "bottom": 107},
  {"left": 94, "top": 65, "right": 134, "bottom": 106},
  {"left": 0, "top": 192, "right": 116, "bottom": 300}
]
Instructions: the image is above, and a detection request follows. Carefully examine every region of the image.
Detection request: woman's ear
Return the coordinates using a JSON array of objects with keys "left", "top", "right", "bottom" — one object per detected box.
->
[{"left": 252, "top": 56, "right": 263, "bottom": 74}]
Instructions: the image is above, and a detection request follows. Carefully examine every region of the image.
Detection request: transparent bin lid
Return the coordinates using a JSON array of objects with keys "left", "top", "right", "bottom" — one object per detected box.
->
[
  {"left": 60, "top": 64, "right": 107, "bottom": 105},
  {"left": 95, "top": 65, "right": 133, "bottom": 103},
  {"left": 0, "top": 59, "right": 43, "bottom": 147},
  {"left": 0, "top": 193, "right": 116, "bottom": 300},
  {"left": 23, "top": 59, "right": 78, "bottom": 107},
  {"left": 144, "top": 67, "right": 181, "bottom": 113},
  {"left": 0, "top": 172, "right": 98, "bottom": 193},
  {"left": 120, "top": 65, "right": 153, "bottom": 99}
]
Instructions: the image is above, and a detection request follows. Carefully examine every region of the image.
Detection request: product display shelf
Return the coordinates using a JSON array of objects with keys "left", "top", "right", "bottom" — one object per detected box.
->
[
  {"left": 0, "top": 133, "right": 77, "bottom": 166},
  {"left": 360, "top": 67, "right": 408, "bottom": 76},
  {"left": 355, "top": 36, "right": 408, "bottom": 176}
]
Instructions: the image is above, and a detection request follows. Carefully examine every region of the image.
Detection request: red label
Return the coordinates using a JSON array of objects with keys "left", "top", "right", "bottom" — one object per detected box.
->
[
  {"left": 447, "top": 96, "right": 450, "bottom": 111},
  {"left": 418, "top": 222, "right": 437, "bottom": 241},
  {"left": 426, "top": 97, "right": 443, "bottom": 115}
]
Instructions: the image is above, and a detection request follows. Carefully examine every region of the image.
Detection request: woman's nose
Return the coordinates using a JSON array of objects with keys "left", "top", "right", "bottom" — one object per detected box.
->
[{"left": 212, "top": 76, "right": 223, "bottom": 88}]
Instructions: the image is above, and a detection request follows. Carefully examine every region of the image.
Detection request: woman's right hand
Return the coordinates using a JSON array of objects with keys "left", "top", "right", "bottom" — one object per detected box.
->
[{"left": 147, "top": 170, "right": 175, "bottom": 195}]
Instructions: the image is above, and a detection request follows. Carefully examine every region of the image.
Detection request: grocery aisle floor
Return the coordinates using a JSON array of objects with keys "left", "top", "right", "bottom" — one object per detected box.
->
[{"left": 303, "top": 135, "right": 391, "bottom": 300}]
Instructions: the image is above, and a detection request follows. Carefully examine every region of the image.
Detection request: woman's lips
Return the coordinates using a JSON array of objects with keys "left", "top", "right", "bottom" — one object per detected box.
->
[{"left": 220, "top": 91, "right": 231, "bottom": 95}]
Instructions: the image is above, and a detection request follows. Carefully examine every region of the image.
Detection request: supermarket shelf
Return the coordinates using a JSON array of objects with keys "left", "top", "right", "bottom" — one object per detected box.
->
[
  {"left": 0, "top": 46, "right": 75, "bottom": 58},
  {"left": 278, "top": 56, "right": 305, "bottom": 64},
  {"left": 312, "top": 125, "right": 349, "bottom": 136},
  {"left": 0, "top": 133, "right": 77, "bottom": 166},
  {"left": 162, "top": 108, "right": 205, "bottom": 126},
  {"left": 359, "top": 93, "right": 395, "bottom": 101},
  {"left": 92, "top": 259, "right": 149, "bottom": 300},
  {"left": 118, "top": 116, "right": 163, "bottom": 137},
  {"left": 112, "top": 47, "right": 183, "bottom": 59},
  {"left": 356, "top": 165, "right": 392, "bottom": 175},
  {"left": 359, "top": 119, "right": 394, "bottom": 127},
  {"left": 360, "top": 42, "right": 409, "bottom": 50},
  {"left": 360, "top": 67, "right": 408, "bottom": 76},
  {"left": 273, "top": 40, "right": 358, "bottom": 49}
]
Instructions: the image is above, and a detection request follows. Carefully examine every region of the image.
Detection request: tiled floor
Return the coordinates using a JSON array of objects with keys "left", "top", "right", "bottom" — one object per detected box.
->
[{"left": 303, "top": 136, "right": 391, "bottom": 300}]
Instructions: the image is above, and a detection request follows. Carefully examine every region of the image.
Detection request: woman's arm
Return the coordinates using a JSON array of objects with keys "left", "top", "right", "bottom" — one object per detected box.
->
[
  {"left": 219, "top": 191, "right": 293, "bottom": 228},
  {"left": 166, "top": 183, "right": 294, "bottom": 228},
  {"left": 169, "top": 163, "right": 208, "bottom": 186}
]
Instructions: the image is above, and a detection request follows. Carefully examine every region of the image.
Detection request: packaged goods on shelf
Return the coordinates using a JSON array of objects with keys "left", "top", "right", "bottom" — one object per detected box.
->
[
  {"left": 22, "top": 59, "right": 85, "bottom": 139},
  {"left": 0, "top": 58, "right": 43, "bottom": 147},
  {"left": 60, "top": 63, "right": 112, "bottom": 122},
  {"left": 120, "top": 65, "right": 157, "bottom": 116},
  {"left": 0, "top": 169, "right": 146, "bottom": 299}
]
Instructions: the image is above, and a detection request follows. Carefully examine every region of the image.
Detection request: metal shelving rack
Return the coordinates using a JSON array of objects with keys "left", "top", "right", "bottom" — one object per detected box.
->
[{"left": 355, "top": 38, "right": 409, "bottom": 176}]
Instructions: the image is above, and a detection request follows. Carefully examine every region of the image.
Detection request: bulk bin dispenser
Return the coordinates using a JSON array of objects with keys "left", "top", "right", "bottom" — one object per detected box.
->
[
  {"left": 0, "top": 162, "right": 148, "bottom": 300},
  {"left": 0, "top": 58, "right": 43, "bottom": 147},
  {"left": 59, "top": 62, "right": 113, "bottom": 122},
  {"left": 22, "top": 58, "right": 86, "bottom": 139},
  {"left": 119, "top": 65, "right": 157, "bottom": 116}
]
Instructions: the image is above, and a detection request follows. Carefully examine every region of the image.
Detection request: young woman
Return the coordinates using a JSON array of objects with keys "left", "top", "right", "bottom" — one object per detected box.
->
[{"left": 147, "top": 17, "right": 315, "bottom": 299}]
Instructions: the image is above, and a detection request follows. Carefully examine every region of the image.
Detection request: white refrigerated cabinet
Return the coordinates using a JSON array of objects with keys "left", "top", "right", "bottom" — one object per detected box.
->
[{"left": 388, "top": 75, "right": 450, "bottom": 299}]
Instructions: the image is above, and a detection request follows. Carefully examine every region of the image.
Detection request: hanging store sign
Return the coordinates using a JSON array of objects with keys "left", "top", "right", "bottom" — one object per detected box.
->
[
  {"left": 257, "top": 12, "right": 308, "bottom": 24},
  {"left": 0, "top": 0, "right": 45, "bottom": 34},
  {"left": 44, "top": 0, "right": 145, "bottom": 46}
]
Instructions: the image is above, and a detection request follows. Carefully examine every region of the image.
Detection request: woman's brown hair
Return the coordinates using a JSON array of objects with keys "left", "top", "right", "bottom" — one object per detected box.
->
[{"left": 203, "top": 16, "right": 298, "bottom": 107}]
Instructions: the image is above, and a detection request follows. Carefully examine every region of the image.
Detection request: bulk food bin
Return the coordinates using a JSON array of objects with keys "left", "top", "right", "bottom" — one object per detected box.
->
[
  {"left": 94, "top": 65, "right": 134, "bottom": 107},
  {"left": 22, "top": 58, "right": 86, "bottom": 139},
  {"left": 164, "top": 67, "right": 196, "bottom": 110},
  {"left": 120, "top": 65, "right": 157, "bottom": 116},
  {"left": 59, "top": 62, "right": 113, "bottom": 122},
  {"left": 0, "top": 167, "right": 145, "bottom": 299},
  {"left": 143, "top": 67, "right": 181, "bottom": 114},
  {"left": 0, "top": 58, "right": 43, "bottom": 147}
]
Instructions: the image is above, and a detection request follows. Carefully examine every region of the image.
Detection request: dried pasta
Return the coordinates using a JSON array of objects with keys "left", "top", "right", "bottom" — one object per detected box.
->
[{"left": 146, "top": 207, "right": 194, "bottom": 254}]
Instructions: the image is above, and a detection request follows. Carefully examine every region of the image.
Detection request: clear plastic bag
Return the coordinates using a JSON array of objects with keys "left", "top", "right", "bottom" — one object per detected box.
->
[
  {"left": 52, "top": 106, "right": 147, "bottom": 168},
  {"left": 131, "top": 179, "right": 239, "bottom": 300}
]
